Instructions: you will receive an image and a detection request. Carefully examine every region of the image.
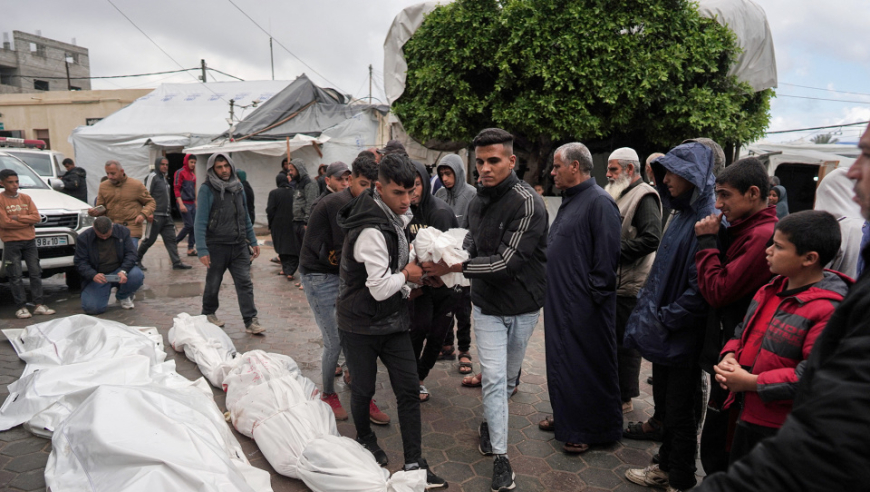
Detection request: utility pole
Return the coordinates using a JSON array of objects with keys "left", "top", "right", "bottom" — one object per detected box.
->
[
  {"left": 270, "top": 38, "right": 275, "bottom": 80},
  {"left": 201, "top": 59, "right": 207, "bottom": 82},
  {"left": 229, "top": 99, "right": 235, "bottom": 123},
  {"left": 65, "top": 61, "right": 71, "bottom": 90},
  {"left": 368, "top": 64, "right": 372, "bottom": 103}
]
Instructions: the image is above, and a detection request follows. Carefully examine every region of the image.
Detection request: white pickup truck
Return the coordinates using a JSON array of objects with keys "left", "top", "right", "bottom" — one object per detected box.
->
[{"left": 0, "top": 151, "right": 94, "bottom": 290}]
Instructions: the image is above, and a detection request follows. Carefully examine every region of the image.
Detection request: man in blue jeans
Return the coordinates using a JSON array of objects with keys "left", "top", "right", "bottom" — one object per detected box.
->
[
  {"left": 425, "top": 128, "right": 548, "bottom": 492},
  {"left": 74, "top": 217, "right": 144, "bottom": 314},
  {"left": 298, "top": 154, "right": 386, "bottom": 423}
]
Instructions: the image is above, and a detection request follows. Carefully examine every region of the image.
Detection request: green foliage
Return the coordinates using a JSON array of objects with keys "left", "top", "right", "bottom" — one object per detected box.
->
[{"left": 394, "top": 0, "right": 772, "bottom": 154}]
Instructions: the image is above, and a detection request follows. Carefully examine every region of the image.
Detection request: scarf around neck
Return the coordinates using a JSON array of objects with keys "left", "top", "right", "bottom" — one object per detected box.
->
[
  {"left": 373, "top": 189, "right": 411, "bottom": 271},
  {"left": 207, "top": 167, "right": 242, "bottom": 199}
]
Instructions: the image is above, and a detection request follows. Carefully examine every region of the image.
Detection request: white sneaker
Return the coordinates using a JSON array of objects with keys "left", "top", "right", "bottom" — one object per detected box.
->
[
  {"left": 15, "top": 307, "right": 32, "bottom": 319},
  {"left": 33, "top": 305, "right": 56, "bottom": 315},
  {"left": 119, "top": 297, "right": 135, "bottom": 309},
  {"left": 625, "top": 464, "right": 670, "bottom": 488}
]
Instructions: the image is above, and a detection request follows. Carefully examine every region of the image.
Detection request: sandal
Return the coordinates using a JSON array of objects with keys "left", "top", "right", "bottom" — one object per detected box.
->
[
  {"left": 458, "top": 353, "right": 473, "bottom": 374},
  {"left": 563, "top": 442, "right": 589, "bottom": 454},
  {"left": 462, "top": 373, "right": 482, "bottom": 388},
  {"left": 538, "top": 416, "right": 555, "bottom": 432},
  {"left": 623, "top": 418, "right": 664, "bottom": 441},
  {"left": 419, "top": 385, "right": 430, "bottom": 402},
  {"left": 437, "top": 345, "right": 455, "bottom": 361}
]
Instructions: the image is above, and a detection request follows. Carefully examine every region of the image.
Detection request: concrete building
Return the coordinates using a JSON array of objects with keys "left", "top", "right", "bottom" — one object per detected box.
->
[
  {"left": 0, "top": 89, "right": 152, "bottom": 157},
  {"left": 0, "top": 31, "right": 90, "bottom": 95}
]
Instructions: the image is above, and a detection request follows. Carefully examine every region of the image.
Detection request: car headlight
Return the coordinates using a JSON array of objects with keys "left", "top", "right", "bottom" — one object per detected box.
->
[{"left": 79, "top": 211, "right": 95, "bottom": 228}]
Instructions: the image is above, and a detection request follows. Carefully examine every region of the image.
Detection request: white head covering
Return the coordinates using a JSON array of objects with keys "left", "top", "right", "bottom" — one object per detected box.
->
[
  {"left": 609, "top": 147, "right": 639, "bottom": 162},
  {"left": 815, "top": 167, "right": 861, "bottom": 219}
]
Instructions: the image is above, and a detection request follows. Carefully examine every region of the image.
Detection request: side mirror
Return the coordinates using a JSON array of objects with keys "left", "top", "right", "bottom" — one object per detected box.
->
[{"left": 50, "top": 179, "right": 64, "bottom": 190}]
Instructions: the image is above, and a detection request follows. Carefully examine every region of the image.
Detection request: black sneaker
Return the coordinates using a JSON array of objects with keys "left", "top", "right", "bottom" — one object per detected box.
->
[
  {"left": 478, "top": 421, "right": 493, "bottom": 456},
  {"left": 356, "top": 434, "right": 388, "bottom": 466},
  {"left": 491, "top": 455, "right": 515, "bottom": 492},
  {"left": 405, "top": 458, "right": 448, "bottom": 489},
  {"left": 137, "top": 262, "right": 148, "bottom": 271},
  {"left": 172, "top": 263, "right": 192, "bottom": 270}
]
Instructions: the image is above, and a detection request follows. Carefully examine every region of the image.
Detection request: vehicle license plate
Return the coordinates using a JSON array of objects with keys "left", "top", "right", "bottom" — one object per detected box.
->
[{"left": 36, "top": 236, "right": 68, "bottom": 248}]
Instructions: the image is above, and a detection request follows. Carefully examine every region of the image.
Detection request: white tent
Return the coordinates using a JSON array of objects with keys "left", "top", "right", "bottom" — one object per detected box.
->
[{"left": 69, "top": 80, "right": 291, "bottom": 203}]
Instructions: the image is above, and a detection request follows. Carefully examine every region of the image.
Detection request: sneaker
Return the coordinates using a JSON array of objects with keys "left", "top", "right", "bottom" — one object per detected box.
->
[
  {"left": 356, "top": 434, "right": 388, "bottom": 466},
  {"left": 119, "top": 297, "right": 135, "bottom": 309},
  {"left": 245, "top": 318, "right": 265, "bottom": 334},
  {"left": 491, "top": 455, "right": 515, "bottom": 492},
  {"left": 32, "top": 305, "right": 55, "bottom": 315},
  {"left": 172, "top": 263, "right": 192, "bottom": 270},
  {"left": 478, "top": 421, "right": 493, "bottom": 456},
  {"left": 15, "top": 307, "right": 31, "bottom": 319},
  {"left": 137, "top": 262, "right": 148, "bottom": 271},
  {"left": 625, "top": 464, "right": 670, "bottom": 488},
  {"left": 369, "top": 399, "right": 391, "bottom": 425},
  {"left": 405, "top": 458, "right": 447, "bottom": 489},
  {"left": 206, "top": 314, "right": 225, "bottom": 327},
  {"left": 321, "top": 393, "right": 348, "bottom": 420}
]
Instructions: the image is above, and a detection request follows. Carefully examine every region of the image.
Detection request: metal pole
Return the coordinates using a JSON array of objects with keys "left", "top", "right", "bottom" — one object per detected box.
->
[
  {"left": 65, "top": 61, "right": 71, "bottom": 90},
  {"left": 201, "top": 59, "right": 207, "bottom": 82},
  {"left": 229, "top": 99, "right": 234, "bottom": 123},
  {"left": 368, "top": 64, "right": 372, "bottom": 102},
  {"left": 270, "top": 38, "right": 275, "bottom": 80}
]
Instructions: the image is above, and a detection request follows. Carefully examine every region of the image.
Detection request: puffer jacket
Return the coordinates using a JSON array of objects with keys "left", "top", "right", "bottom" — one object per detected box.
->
[
  {"left": 61, "top": 167, "right": 88, "bottom": 203},
  {"left": 623, "top": 142, "right": 716, "bottom": 366},
  {"left": 720, "top": 271, "right": 851, "bottom": 428},
  {"left": 144, "top": 158, "right": 172, "bottom": 217},
  {"left": 94, "top": 175, "right": 156, "bottom": 239},
  {"left": 434, "top": 154, "right": 476, "bottom": 228}
]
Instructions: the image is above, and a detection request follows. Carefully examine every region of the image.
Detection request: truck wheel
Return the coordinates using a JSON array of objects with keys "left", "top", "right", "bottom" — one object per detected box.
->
[{"left": 65, "top": 269, "right": 82, "bottom": 291}]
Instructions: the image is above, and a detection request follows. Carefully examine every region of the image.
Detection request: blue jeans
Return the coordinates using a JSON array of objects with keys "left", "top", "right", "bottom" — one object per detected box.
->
[
  {"left": 80, "top": 267, "right": 144, "bottom": 314},
  {"left": 474, "top": 306, "right": 539, "bottom": 455},
  {"left": 301, "top": 272, "right": 342, "bottom": 393},
  {"left": 176, "top": 204, "right": 196, "bottom": 250}
]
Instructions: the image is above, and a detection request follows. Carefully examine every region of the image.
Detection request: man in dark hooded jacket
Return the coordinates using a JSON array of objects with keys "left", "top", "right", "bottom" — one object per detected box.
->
[
  {"left": 60, "top": 158, "right": 88, "bottom": 203},
  {"left": 408, "top": 161, "right": 459, "bottom": 402},
  {"left": 266, "top": 172, "right": 296, "bottom": 281},
  {"left": 194, "top": 153, "right": 263, "bottom": 334},
  {"left": 288, "top": 158, "right": 319, "bottom": 280},
  {"left": 623, "top": 142, "right": 716, "bottom": 492},
  {"left": 138, "top": 156, "right": 191, "bottom": 270},
  {"left": 237, "top": 170, "right": 255, "bottom": 225}
]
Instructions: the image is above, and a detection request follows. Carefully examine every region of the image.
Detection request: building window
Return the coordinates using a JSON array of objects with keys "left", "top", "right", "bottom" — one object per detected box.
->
[
  {"left": 29, "top": 42, "right": 45, "bottom": 57},
  {"left": 86, "top": 118, "right": 102, "bottom": 126},
  {"left": 34, "top": 80, "right": 49, "bottom": 91},
  {"left": 70, "top": 86, "right": 81, "bottom": 91},
  {"left": 35, "top": 129, "right": 50, "bottom": 150},
  {"left": 65, "top": 53, "right": 78, "bottom": 64}
]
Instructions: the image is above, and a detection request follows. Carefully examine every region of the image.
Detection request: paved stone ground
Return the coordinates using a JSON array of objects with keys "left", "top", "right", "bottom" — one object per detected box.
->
[{"left": 0, "top": 236, "right": 671, "bottom": 492}]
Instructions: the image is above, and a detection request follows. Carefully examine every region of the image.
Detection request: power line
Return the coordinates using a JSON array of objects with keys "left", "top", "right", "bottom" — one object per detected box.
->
[
  {"left": 778, "top": 94, "right": 870, "bottom": 105},
  {"left": 13, "top": 68, "right": 198, "bottom": 81},
  {"left": 207, "top": 67, "right": 245, "bottom": 81},
  {"left": 225, "top": 0, "right": 346, "bottom": 94},
  {"left": 780, "top": 82, "right": 870, "bottom": 97},
  {"left": 765, "top": 120, "right": 870, "bottom": 135}
]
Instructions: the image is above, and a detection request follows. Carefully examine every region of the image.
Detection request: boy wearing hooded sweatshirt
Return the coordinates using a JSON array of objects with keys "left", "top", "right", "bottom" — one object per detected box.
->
[
  {"left": 194, "top": 153, "right": 263, "bottom": 334},
  {"left": 139, "top": 157, "right": 191, "bottom": 270},
  {"left": 408, "top": 161, "right": 459, "bottom": 402},
  {"left": 174, "top": 154, "right": 198, "bottom": 256},
  {"left": 624, "top": 142, "right": 716, "bottom": 492},
  {"left": 434, "top": 154, "right": 477, "bottom": 369}
]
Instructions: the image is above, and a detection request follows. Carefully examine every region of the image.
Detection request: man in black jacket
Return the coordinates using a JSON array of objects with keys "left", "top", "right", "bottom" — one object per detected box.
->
[
  {"left": 266, "top": 172, "right": 297, "bottom": 281},
  {"left": 694, "top": 122, "right": 870, "bottom": 492},
  {"left": 424, "top": 128, "right": 548, "bottom": 492},
  {"left": 137, "top": 157, "right": 191, "bottom": 270},
  {"left": 60, "top": 158, "right": 88, "bottom": 203},
  {"left": 408, "top": 161, "right": 459, "bottom": 403},
  {"left": 335, "top": 154, "right": 445, "bottom": 488},
  {"left": 299, "top": 155, "right": 389, "bottom": 424},
  {"left": 74, "top": 217, "right": 144, "bottom": 314}
]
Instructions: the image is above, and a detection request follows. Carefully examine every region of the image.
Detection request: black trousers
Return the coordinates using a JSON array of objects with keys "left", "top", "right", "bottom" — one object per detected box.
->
[
  {"left": 616, "top": 296, "right": 642, "bottom": 402},
  {"left": 728, "top": 420, "right": 778, "bottom": 466},
  {"left": 282, "top": 222, "right": 305, "bottom": 277},
  {"left": 340, "top": 329, "right": 421, "bottom": 465},
  {"left": 138, "top": 215, "right": 182, "bottom": 265},
  {"left": 201, "top": 242, "right": 257, "bottom": 326},
  {"left": 441, "top": 286, "right": 472, "bottom": 353},
  {"left": 410, "top": 285, "right": 458, "bottom": 380},
  {"left": 654, "top": 363, "right": 701, "bottom": 490},
  {"left": 700, "top": 383, "right": 736, "bottom": 476},
  {"left": 279, "top": 253, "right": 299, "bottom": 278}
]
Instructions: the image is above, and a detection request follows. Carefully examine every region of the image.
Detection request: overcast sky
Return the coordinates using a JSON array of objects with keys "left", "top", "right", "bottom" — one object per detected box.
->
[{"left": 3, "top": 0, "right": 868, "bottom": 143}]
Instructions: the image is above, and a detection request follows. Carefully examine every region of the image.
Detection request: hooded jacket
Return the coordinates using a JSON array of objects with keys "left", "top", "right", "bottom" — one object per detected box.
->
[
  {"left": 623, "top": 142, "right": 716, "bottom": 366},
  {"left": 434, "top": 155, "right": 476, "bottom": 229},
  {"left": 61, "top": 166, "right": 88, "bottom": 203},
  {"left": 772, "top": 185, "right": 789, "bottom": 219},
  {"left": 174, "top": 155, "right": 197, "bottom": 204},
  {"left": 266, "top": 176, "right": 296, "bottom": 255},
  {"left": 409, "top": 161, "right": 458, "bottom": 240},
  {"left": 193, "top": 153, "right": 257, "bottom": 257},
  {"left": 463, "top": 171, "right": 548, "bottom": 316},
  {"left": 291, "top": 159, "right": 320, "bottom": 224},
  {"left": 335, "top": 190, "right": 409, "bottom": 335},
  {"left": 144, "top": 157, "right": 172, "bottom": 217},
  {"left": 300, "top": 188, "right": 354, "bottom": 275},
  {"left": 720, "top": 270, "right": 851, "bottom": 429}
]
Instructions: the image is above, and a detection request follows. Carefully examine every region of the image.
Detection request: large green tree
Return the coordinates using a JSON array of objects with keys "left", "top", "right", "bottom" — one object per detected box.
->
[{"left": 394, "top": 0, "right": 773, "bottom": 183}]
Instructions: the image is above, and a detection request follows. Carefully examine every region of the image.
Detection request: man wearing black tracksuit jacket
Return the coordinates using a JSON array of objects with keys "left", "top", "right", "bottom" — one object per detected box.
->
[{"left": 407, "top": 161, "right": 459, "bottom": 402}]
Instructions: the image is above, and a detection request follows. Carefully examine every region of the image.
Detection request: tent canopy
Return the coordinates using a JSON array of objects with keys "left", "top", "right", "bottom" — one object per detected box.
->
[{"left": 184, "top": 134, "right": 330, "bottom": 157}]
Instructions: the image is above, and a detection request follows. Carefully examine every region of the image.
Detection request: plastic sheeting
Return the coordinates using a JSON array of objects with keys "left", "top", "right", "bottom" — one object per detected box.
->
[
  {"left": 412, "top": 227, "right": 469, "bottom": 288},
  {"left": 383, "top": 0, "right": 776, "bottom": 104},
  {"left": 168, "top": 313, "right": 239, "bottom": 387}
]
